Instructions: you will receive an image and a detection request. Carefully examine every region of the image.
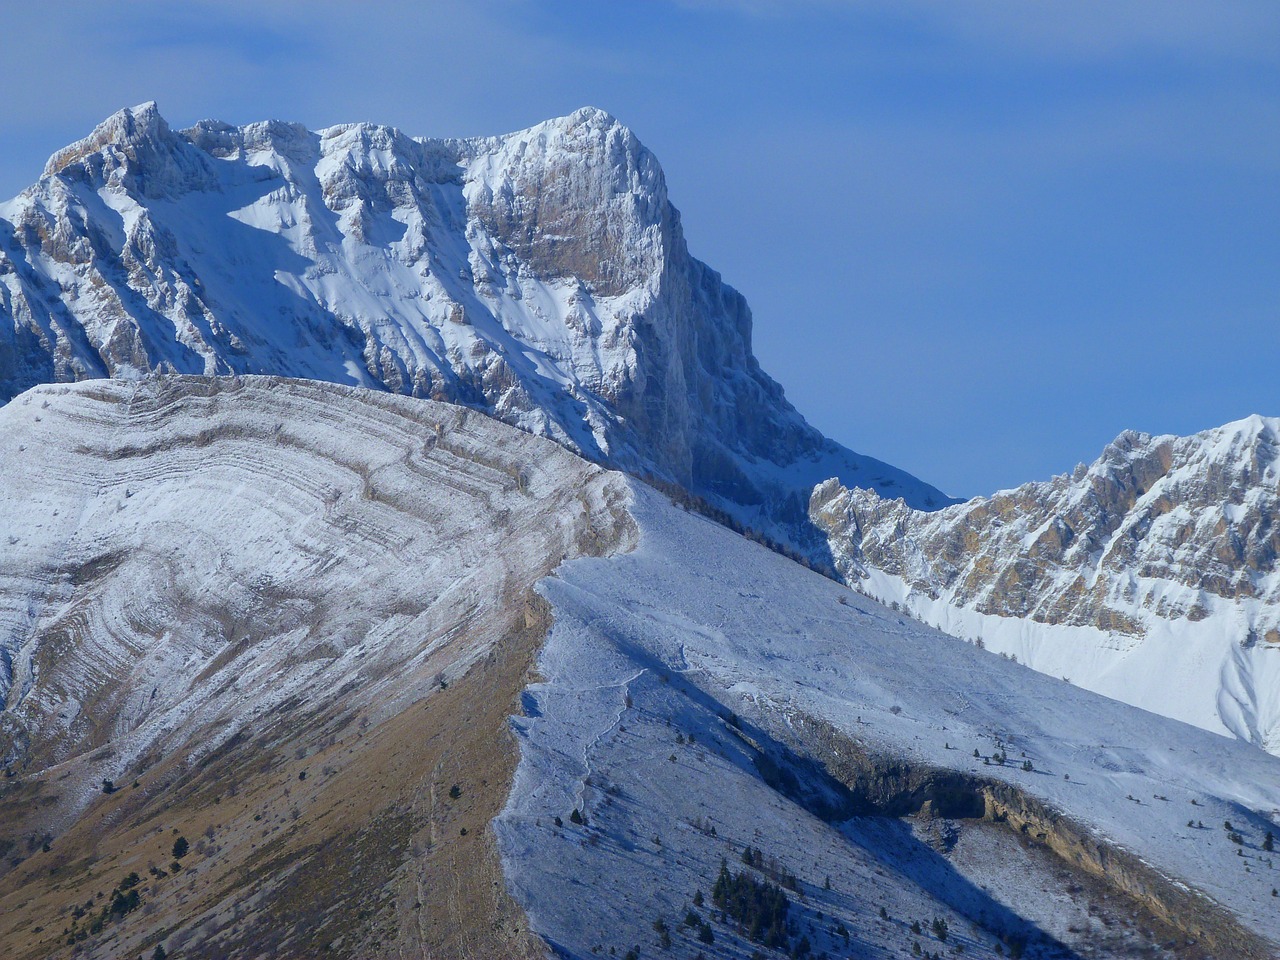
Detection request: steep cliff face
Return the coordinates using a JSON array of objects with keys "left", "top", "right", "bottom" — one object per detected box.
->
[
  {"left": 812, "top": 415, "right": 1280, "bottom": 752},
  {"left": 0, "top": 103, "right": 951, "bottom": 546}
]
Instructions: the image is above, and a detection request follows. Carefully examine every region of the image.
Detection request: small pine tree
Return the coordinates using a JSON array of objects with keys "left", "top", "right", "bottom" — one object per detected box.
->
[
  {"left": 448, "top": 784, "right": 461, "bottom": 799},
  {"left": 172, "top": 836, "right": 189, "bottom": 859},
  {"left": 570, "top": 808, "right": 584, "bottom": 825},
  {"left": 653, "top": 917, "right": 671, "bottom": 950},
  {"left": 101, "top": 779, "right": 115, "bottom": 794},
  {"left": 1264, "top": 831, "right": 1274, "bottom": 852},
  {"left": 152, "top": 945, "right": 168, "bottom": 960},
  {"left": 692, "top": 889, "right": 704, "bottom": 907}
]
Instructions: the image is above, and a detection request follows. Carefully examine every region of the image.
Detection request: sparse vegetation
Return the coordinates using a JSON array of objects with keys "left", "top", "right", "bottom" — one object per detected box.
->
[{"left": 712, "top": 860, "right": 790, "bottom": 950}]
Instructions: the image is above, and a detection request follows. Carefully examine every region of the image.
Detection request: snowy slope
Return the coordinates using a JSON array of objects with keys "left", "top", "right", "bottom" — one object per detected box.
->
[
  {"left": 812, "top": 418, "right": 1280, "bottom": 756},
  {"left": 501, "top": 482, "right": 1280, "bottom": 959},
  {"left": 0, "top": 375, "right": 627, "bottom": 791},
  {"left": 0, "top": 375, "right": 637, "bottom": 960},
  {"left": 0, "top": 102, "right": 952, "bottom": 550},
  {"left": 2, "top": 378, "right": 1278, "bottom": 959}
]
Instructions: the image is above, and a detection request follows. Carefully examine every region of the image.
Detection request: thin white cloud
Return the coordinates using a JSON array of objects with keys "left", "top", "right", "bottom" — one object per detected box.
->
[{"left": 673, "top": 0, "right": 1280, "bottom": 61}]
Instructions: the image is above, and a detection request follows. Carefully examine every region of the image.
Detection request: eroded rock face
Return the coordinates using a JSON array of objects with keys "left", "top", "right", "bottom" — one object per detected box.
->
[
  {"left": 814, "top": 418, "right": 1280, "bottom": 630},
  {"left": 0, "top": 103, "right": 952, "bottom": 548},
  {"left": 812, "top": 416, "right": 1280, "bottom": 751},
  {"left": 0, "top": 376, "right": 634, "bottom": 960}
]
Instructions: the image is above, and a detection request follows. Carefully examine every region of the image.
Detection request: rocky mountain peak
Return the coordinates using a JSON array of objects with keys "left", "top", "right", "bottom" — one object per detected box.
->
[
  {"left": 42, "top": 101, "right": 165, "bottom": 177},
  {"left": 41, "top": 101, "right": 215, "bottom": 199},
  {"left": 813, "top": 416, "right": 1280, "bottom": 752},
  {"left": 0, "top": 105, "right": 952, "bottom": 555}
]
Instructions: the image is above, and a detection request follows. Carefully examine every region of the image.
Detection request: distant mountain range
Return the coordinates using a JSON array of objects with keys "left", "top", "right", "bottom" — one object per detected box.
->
[{"left": 814, "top": 414, "right": 1280, "bottom": 753}]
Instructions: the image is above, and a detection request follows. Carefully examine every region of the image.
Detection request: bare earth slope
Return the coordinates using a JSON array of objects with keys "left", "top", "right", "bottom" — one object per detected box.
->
[
  {"left": 811, "top": 417, "right": 1280, "bottom": 755},
  {"left": 0, "top": 375, "right": 633, "bottom": 960}
]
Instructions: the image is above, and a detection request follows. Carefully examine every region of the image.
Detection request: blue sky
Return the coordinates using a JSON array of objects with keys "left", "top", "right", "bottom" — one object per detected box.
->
[{"left": 3, "top": 1, "right": 1277, "bottom": 497}]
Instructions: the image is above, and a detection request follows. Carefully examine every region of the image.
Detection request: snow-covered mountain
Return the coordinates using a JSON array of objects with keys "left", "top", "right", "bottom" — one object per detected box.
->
[
  {"left": 4, "top": 101, "right": 1280, "bottom": 959},
  {"left": 0, "top": 376, "right": 633, "bottom": 960},
  {"left": 2, "top": 378, "right": 1278, "bottom": 960},
  {"left": 812, "top": 416, "right": 1280, "bottom": 754},
  {"left": 0, "top": 102, "right": 951, "bottom": 551}
]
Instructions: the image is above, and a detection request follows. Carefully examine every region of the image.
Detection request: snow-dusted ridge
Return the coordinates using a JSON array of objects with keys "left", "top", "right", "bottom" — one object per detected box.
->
[
  {"left": 0, "top": 374, "right": 634, "bottom": 959},
  {"left": 1, "top": 377, "right": 1278, "bottom": 959},
  {"left": 812, "top": 415, "right": 1280, "bottom": 756},
  {"left": 0, "top": 101, "right": 952, "bottom": 552},
  {"left": 0, "top": 374, "right": 628, "bottom": 788},
  {"left": 501, "top": 481, "right": 1280, "bottom": 959}
]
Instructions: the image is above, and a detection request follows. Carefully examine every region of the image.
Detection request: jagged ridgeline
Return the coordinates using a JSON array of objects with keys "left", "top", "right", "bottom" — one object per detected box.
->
[
  {"left": 0, "top": 101, "right": 953, "bottom": 556},
  {"left": 813, "top": 415, "right": 1280, "bottom": 755}
]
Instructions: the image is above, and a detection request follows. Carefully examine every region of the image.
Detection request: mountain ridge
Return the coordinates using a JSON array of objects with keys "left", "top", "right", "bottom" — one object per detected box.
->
[
  {"left": 2, "top": 377, "right": 1279, "bottom": 960},
  {"left": 0, "top": 102, "right": 954, "bottom": 558},
  {"left": 813, "top": 412, "right": 1280, "bottom": 753}
]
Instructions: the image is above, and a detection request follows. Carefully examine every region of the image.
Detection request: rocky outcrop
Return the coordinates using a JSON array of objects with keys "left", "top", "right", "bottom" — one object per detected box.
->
[
  {"left": 784, "top": 712, "right": 1275, "bottom": 960},
  {"left": 814, "top": 417, "right": 1280, "bottom": 635},
  {"left": 0, "top": 103, "right": 952, "bottom": 552},
  {"left": 0, "top": 376, "right": 635, "bottom": 960},
  {"left": 812, "top": 416, "right": 1280, "bottom": 751}
]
